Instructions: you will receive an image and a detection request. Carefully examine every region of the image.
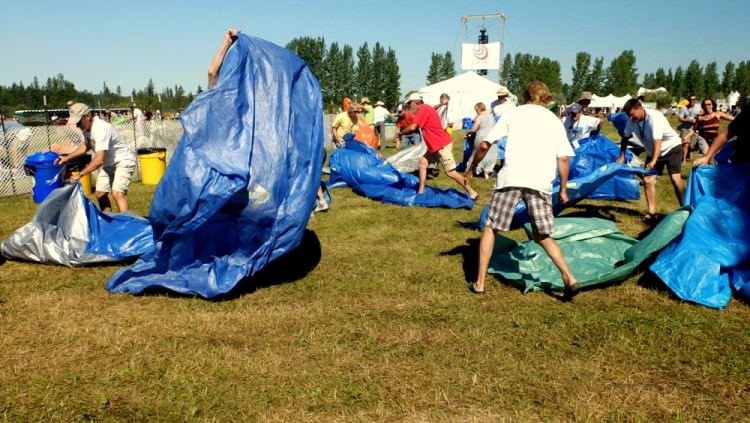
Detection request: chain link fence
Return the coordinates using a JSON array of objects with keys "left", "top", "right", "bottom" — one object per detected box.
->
[{"left": 0, "top": 118, "right": 183, "bottom": 199}]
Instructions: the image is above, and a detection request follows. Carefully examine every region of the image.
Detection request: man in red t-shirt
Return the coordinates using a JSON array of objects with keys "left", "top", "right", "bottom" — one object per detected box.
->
[{"left": 400, "top": 93, "right": 478, "bottom": 200}]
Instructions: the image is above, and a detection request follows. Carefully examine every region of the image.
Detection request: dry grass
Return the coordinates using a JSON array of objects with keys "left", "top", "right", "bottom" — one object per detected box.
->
[{"left": 1, "top": 119, "right": 749, "bottom": 422}]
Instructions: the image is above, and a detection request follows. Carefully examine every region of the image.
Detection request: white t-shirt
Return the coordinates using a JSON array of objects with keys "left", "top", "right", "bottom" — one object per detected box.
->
[
  {"left": 484, "top": 104, "right": 575, "bottom": 194},
  {"left": 490, "top": 99, "right": 515, "bottom": 121},
  {"left": 373, "top": 105, "right": 390, "bottom": 124},
  {"left": 623, "top": 108, "right": 682, "bottom": 158},
  {"left": 87, "top": 117, "right": 136, "bottom": 167},
  {"left": 562, "top": 114, "right": 601, "bottom": 148}
]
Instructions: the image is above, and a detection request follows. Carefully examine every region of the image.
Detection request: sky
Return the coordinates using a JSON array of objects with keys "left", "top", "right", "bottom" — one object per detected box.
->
[{"left": 1, "top": 0, "right": 748, "bottom": 100}]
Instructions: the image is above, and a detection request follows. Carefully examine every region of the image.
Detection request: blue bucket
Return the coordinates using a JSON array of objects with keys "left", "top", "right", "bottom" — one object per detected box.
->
[
  {"left": 25, "top": 151, "right": 63, "bottom": 203},
  {"left": 462, "top": 117, "right": 473, "bottom": 130}
]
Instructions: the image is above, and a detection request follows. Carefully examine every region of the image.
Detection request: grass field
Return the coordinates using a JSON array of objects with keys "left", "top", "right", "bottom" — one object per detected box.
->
[{"left": 1, "top": 118, "right": 749, "bottom": 422}]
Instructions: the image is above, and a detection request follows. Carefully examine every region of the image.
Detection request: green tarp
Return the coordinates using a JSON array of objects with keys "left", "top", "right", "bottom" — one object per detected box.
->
[{"left": 488, "top": 208, "right": 691, "bottom": 293}]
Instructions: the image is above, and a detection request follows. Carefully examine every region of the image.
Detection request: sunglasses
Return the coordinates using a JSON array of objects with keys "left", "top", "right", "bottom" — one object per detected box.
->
[{"left": 689, "top": 98, "right": 697, "bottom": 101}]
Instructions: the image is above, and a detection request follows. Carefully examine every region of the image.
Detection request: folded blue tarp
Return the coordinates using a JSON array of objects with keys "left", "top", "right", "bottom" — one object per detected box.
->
[
  {"left": 328, "top": 140, "right": 474, "bottom": 209},
  {"left": 651, "top": 163, "right": 750, "bottom": 308},
  {"left": 106, "top": 34, "right": 323, "bottom": 298},
  {"left": 565, "top": 134, "right": 640, "bottom": 201},
  {"left": 1, "top": 184, "right": 154, "bottom": 266}
]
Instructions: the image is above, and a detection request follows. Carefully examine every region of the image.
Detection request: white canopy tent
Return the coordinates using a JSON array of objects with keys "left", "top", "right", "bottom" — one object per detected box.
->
[
  {"left": 590, "top": 93, "right": 632, "bottom": 110},
  {"left": 418, "top": 72, "right": 514, "bottom": 128}
]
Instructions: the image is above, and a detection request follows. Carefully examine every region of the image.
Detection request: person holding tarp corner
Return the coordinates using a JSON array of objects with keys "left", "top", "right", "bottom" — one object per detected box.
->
[{"left": 56, "top": 103, "right": 137, "bottom": 212}]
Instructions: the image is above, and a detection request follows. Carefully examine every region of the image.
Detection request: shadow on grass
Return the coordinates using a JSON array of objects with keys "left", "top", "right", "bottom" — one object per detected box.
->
[
  {"left": 440, "top": 238, "right": 529, "bottom": 296},
  {"left": 218, "top": 229, "right": 322, "bottom": 300},
  {"left": 559, "top": 203, "right": 642, "bottom": 222}
]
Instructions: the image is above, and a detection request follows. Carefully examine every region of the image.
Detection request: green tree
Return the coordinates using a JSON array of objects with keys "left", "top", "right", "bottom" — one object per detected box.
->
[
  {"left": 654, "top": 68, "right": 669, "bottom": 89},
  {"left": 501, "top": 54, "right": 513, "bottom": 86},
  {"left": 355, "top": 42, "right": 371, "bottom": 99},
  {"left": 383, "top": 48, "right": 401, "bottom": 108},
  {"left": 703, "top": 62, "right": 720, "bottom": 98},
  {"left": 285, "top": 36, "right": 326, "bottom": 82},
  {"left": 370, "top": 42, "right": 388, "bottom": 103},
  {"left": 603, "top": 50, "right": 638, "bottom": 96},
  {"left": 340, "top": 45, "right": 356, "bottom": 104},
  {"left": 426, "top": 52, "right": 442, "bottom": 85},
  {"left": 683, "top": 60, "right": 704, "bottom": 99},
  {"left": 642, "top": 72, "right": 656, "bottom": 88},
  {"left": 586, "top": 57, "right": 605, "bottom": 94},
  {"left": 672, "top": 66, "right": 685, "bottom": 99},
  {"left": 323, "top": 42, "right": 343, "bottom": 110},
  {"left": 440, "top": 51, "right": 456, "bottom": 80},
  {"left": 722, "top": 61, "right": 736, "bottom": 94},
  {"left": 570, "top": 52, "right": 591, "bottom": 99}
]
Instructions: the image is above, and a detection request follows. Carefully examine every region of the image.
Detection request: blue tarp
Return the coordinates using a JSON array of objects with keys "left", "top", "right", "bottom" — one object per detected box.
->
[
  {"left": 1, "top": 184, "right": 154, "bottom": 266},
  {"left": 328, "top": 140, "right": 474, "bottom": 209},
  {"left": 564, "top": 134, "right": 640, "bottom": 201},
  {"left": 106, "top": 34, "right": 324, "bottom": 298},
  {"left": 467, "top": 163, "right": 646, "bottom": 229},
  {"left": 651, "top": 163, "right": 750, "bottom": 308}
]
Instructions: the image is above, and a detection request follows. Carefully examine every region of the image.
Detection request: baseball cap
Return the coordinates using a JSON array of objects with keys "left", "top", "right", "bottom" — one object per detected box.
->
[
  {"left": 568, "top": 104, "right": 582, "bottom": 114},
  {"left": 360, "top": 97, "right": 370, "bottom": 104},
  {"left": 375, "top": 100, "right": 384, "bottom": 106},
  {"left": 67, "top": 103, "right": 90, "bottom": 125}
]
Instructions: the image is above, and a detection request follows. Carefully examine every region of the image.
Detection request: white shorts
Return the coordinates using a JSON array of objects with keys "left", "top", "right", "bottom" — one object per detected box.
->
[{"left": 95, "top": 164, "right": 135, "bottom": 193}]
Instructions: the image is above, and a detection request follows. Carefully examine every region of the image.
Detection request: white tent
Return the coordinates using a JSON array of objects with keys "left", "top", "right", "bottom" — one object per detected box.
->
[
  {"left": 590, "top": 93, "right": 632, "bottom": 110},
  {"left": 418, "top": 72, "right": 513, "bottom": 128}
]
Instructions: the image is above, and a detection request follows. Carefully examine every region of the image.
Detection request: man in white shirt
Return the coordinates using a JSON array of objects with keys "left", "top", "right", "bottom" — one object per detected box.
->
[
  {"left": 490, "top": 86, "right": 514, "bottom": 121},
  {"left": 616, "top": 98, "right": 684, "bottom": 223},
  {"left": 467, "top": 81, "right": 580, "bottom": 300},
  {"left": 562, "top": 103, "right": 602, "bottom": 149},
  {"left": 373, "top": 100, "right": 393, "bottom": 152},
  {"left": 56, "top": 103, "right": 137, "bottom": 212}
]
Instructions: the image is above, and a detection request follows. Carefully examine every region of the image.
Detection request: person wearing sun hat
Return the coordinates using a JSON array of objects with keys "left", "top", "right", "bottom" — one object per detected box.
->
[
  {"left": 55, "top": 102, "right": 136, "bottom": 212},
  {"left": 373, "top": 100, "right": 394, "bottom": 151},
  {"left": 359, "top": 97, "right": 374, "bottom": 127},
  {"left": 400, "top": 92, "right": 479, "bottom": 201},
  {"left": 490, "top": 85, "right": 515, "bottom": 121}
]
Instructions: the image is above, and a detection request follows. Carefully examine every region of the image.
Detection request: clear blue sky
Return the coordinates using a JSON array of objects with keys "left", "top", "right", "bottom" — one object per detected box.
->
[{"left": 2, "top": 0, "right": 748, "bottom": 99}]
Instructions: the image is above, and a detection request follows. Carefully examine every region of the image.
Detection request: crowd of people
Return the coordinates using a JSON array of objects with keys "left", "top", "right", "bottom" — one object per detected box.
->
[{"left": 31, "top": 28, "right": 750, "bottom": 302}]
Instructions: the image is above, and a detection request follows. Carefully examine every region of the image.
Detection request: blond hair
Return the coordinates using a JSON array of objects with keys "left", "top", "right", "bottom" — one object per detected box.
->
[
  {"left": 523, "top": 81, "right": 551, "bottom": 106},
  {"left": 474, "top": 102, "right": 486, "bottom": 112}
]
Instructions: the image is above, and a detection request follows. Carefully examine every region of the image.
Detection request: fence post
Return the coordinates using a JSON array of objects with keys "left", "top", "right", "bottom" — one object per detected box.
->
[{"left": 1, "top": 115, "right": 17, "bottom": 195}]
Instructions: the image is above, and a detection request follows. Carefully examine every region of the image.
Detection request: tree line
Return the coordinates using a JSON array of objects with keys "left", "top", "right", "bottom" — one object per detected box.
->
[
  {"left": 285, "top": 36, "right": 401, "bottom": 112},
  {"left": 3, "top": 43, "right": 748, "bottom": 119},
  {"left": 0, "top": 73, "right": 198, "bottom": 118}
]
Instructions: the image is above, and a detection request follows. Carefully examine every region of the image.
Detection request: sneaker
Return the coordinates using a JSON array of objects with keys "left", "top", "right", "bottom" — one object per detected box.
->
[{"left": 314, "top": 200, "right": 329, "bottom": 212}]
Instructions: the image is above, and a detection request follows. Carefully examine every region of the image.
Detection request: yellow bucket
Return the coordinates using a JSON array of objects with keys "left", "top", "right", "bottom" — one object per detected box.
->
[
  {"left": 137, "top": 148, "right": 167, "bottom": 185},
  {"left": 70, "top": 171, "right": 93, "bottom": 195}
]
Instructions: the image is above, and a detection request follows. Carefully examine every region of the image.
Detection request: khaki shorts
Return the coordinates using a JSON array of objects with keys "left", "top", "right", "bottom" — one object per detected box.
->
[
  {"left": 95, "top": 164, "right": 135, "bottom": 193},
  {"left": 424, "top": 144, "right": 457, "bottom": 172},
  {"left": 679, "top": 128, "right": 698, "bottom": 148}
]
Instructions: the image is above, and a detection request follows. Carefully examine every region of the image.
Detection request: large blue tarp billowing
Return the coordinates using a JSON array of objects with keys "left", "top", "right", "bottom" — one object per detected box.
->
[
  {"left": 1, "top": 184, "right": 154, "bottom": 266},
  {"left": 651, "top": 163, "right": 750, "bottom": 308},
  {"left": 328, "top": 140, "right": 474, "bottom": 209},
  {"left": 106, "top": 34, "right": 323, "bottom": 298}
]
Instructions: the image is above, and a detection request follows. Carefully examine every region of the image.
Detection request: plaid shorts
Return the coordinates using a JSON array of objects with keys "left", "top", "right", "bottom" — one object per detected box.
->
[{"left": 486, "top": 187, "right": 554, "bottom": 235}]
